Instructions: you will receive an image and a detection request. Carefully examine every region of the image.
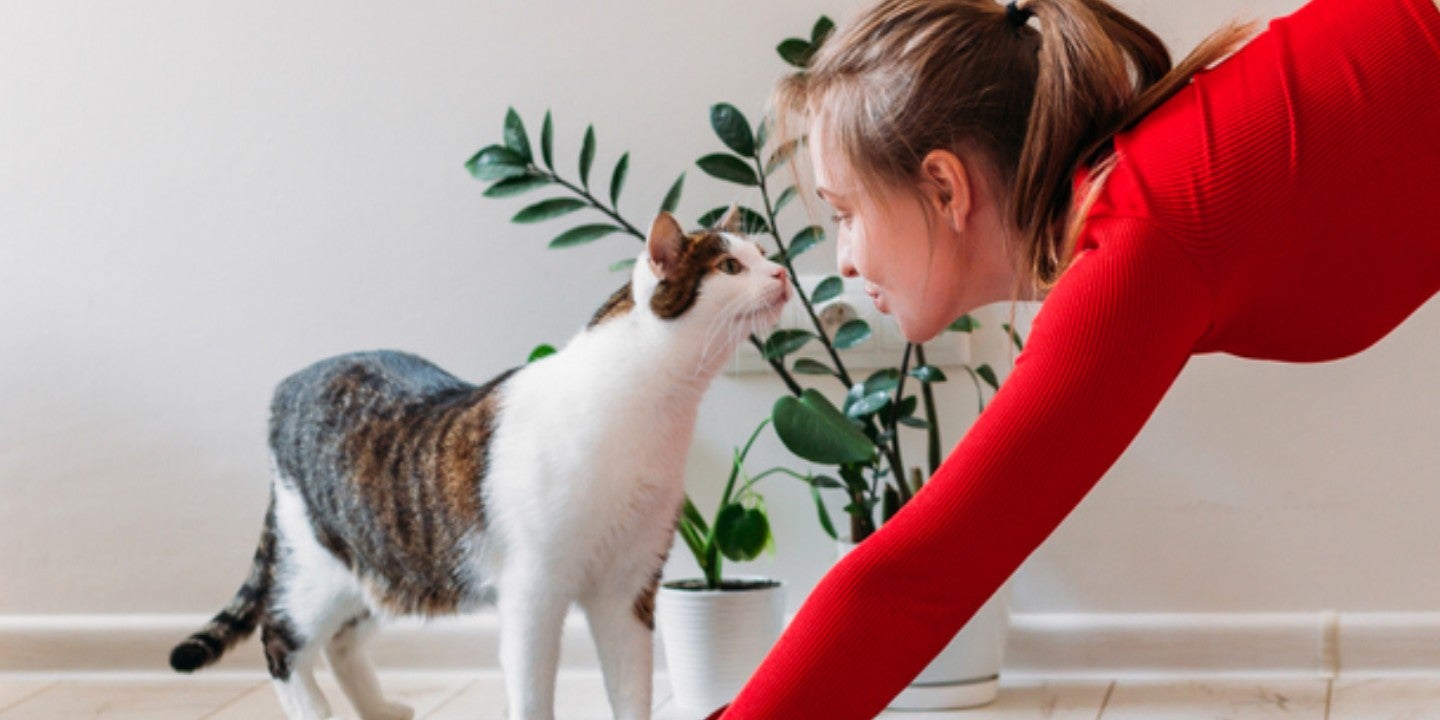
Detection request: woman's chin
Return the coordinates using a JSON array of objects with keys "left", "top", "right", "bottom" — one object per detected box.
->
[{"left": 896, "top": 313, "right": 947, "bottom": 345}]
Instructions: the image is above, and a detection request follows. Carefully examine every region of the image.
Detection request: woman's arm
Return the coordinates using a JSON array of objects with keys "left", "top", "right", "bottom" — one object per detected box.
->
[{"left": 715, "top": 217, "right": 1215, "bottom": 718}]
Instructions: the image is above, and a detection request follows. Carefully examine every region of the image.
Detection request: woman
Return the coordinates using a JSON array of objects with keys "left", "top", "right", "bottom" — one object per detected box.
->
[{"left": 704, "top": 0, "right": 1440, "bottom": 716}]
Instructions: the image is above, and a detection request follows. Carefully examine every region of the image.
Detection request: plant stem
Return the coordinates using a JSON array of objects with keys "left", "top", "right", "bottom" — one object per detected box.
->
[
  {"left": 539, "top": 168, "right": 647, "bottom": 241},
  {"left": 750, "top": 336, "right": 804, "bottom": 396},
  {"left": 752, "top": 153, "right": 854, "bottom": 390},
  {"left": 961, "top": 365, "right": 985, "bottom": 416},
  {"left": 915, "top": 344, "right": 942, "bottom": 476},
  {"left": 735, "top": 466, "right": 810, "bottom": 496},
  {"left": 888, "top": 344, "right": 914, "bottom": 504}
]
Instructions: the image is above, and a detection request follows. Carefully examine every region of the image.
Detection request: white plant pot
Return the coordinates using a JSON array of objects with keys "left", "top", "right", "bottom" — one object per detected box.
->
[
  {"left": 838, "top": 540, "right": 1011, "bottom": 710},
  {"left": 656, "top": 577, "right": 786, "bottom": 713}
]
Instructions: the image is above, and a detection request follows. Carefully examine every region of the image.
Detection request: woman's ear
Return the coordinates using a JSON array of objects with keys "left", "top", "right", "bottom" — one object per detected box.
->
[{"left": 920, "top": 149, "right": 973, "bottom": 234}]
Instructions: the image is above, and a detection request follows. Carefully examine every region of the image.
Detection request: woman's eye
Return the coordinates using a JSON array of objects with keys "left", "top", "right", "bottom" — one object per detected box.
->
[
  {"left": 720, "top": 258, "right": 743, "bottom": 274},
  {"left": 831, "top": 213, "right": 851, "bottom": 227}
]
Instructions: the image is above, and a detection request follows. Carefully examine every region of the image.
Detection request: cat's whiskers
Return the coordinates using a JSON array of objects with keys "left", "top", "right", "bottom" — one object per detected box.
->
[{"left": 692, "top": 292, "right": 757, "bottom": 378}]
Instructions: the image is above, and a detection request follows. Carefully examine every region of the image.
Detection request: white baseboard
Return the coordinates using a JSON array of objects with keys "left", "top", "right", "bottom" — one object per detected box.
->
[{"left": 4, "top": 611, "right": 1439, "bottom": 678}]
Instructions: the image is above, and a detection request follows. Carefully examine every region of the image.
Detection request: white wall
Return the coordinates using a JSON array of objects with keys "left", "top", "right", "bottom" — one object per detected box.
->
[{"left": 3, "top": 0, "right": 1437, "bottom": 623}]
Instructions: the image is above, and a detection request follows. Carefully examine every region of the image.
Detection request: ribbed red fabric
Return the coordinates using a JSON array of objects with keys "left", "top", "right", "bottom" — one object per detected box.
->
[{"left": 713, "top": 0, "right": 1440, "bottom": 716}]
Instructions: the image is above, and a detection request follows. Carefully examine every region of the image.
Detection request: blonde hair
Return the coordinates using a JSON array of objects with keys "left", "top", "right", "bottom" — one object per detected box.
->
[{"left": 774, "top": 0, "right": 1256, "bottom": 292}]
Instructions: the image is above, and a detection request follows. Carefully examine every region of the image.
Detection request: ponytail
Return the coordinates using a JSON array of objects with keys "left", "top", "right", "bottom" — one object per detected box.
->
[{"left": 1013, "top": 0, "right": 1256, "bottom": 286}]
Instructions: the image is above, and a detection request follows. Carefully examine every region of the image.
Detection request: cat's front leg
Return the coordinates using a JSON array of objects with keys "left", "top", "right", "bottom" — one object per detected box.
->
[
  {"left": 580, "top": 585, "right": 656, "bottom": 720},
  {"left": 496, "top": 567, "right": 570, "bottom": 720}
]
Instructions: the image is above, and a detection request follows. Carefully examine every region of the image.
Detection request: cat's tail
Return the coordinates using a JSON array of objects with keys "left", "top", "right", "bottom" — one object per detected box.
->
[{"left": 168, "top": 492, "right": 277, "bottom": 673}]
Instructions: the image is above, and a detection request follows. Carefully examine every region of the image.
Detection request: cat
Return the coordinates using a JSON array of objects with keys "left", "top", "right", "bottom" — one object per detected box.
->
[{"left": 168, "top": 209, "right": 790, "bottom": 720}]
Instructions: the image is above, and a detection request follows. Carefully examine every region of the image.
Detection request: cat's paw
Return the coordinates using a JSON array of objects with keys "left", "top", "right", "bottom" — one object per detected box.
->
[{"left": 364, "top": 702, "right": 414, "bottom": 720}]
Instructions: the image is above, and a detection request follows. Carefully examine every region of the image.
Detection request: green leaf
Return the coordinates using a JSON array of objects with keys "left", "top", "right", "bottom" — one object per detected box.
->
[
  {"left": 483, "top": 174, "right": 550, "bottom": 199},
  {"left": 715, "top": 502, "right": 769, "bottom": 562},
  {"left": 949, "top": 314, "right": 979, "bottom": 332},
  {"left": 660, "top": 173, "right": 685, "bottom": 214},
  {"left": 909, "top": 365, "right": 948, "bottom": 383},
  {"left": 812, "top": 16, "right": 836, "bottom": 45},
  {"left": 812, "top": 275, "right": 843, "bottom": 304},
  {"left": 696, "top": 153, "right": 759, "bottom": 186},
  {"left": 550, "top": 224, "right": 622, "bottom": 249},
  {"left": 609, "top": 152, "right": 629, "bottom": 208},
  {"left": 845, "top": 380, "right": 867, "bottom": 408},
  {"left": 898, "top": 416, "right": 931, "bottom": 429},
  {"left": 710, "top": 103, "right": 756, "bottom": 157},
  {"left": 896, "top": 395, "right": 917, "bottom": 418},
  {"left": 1003, "top": 322, "right": 1026, "bottom": 351},
  {"left": 527, "top": 344, "right": 556, "bottom": 363},
  {"left": 793, "top": 358, "right": 835, "bottom": 376},
  {"left": 833, "top": 319, "right": 872, "bottom": 350},
  {"left": 778, "top": 38, "right": 815, "bottom": 68},
  {"left": 512, "top": 197, "right": 586, "bottom": 223},
  {"left": 682, "top": 495, "right": 711, "bottom": 538},
  {"left": 811, "top": 484, "right": 838, "bottom": 541},
  {"left": 765, "top": 139, "right": 801, "bottom": 176},
  {"left": 772, "top": 389, "right": 878, "bottom": 465},
  {"left": 839, "top": 465, "right": 869, "bottom": 494},
  {"left": 810, "top": 474, "right": 845, "bottom": 490},
  {"left": 579, "top": 125, "right": 596, "bottom": 189},
  {"left": 540, "top": 110, "right": 554, "bottom": 170},
  {"left": 846, "top": 390, "right": 891, "bottom": 419},
  {"left": 465, "top": 145, "right": 529, "bottom": 181},
  {"left": 755, "top": 114, "right": 772, "bottom": 152},
  {"left": 775, "top": 185, "right": 799, "bottom": 214},
  {"left": 609, "top": 257, "right": 637, "bottom": 273},
  {"left": 976, "top": 363, "right": 1000, "bottom": 391},
  {"left": 863, "top": 368, "right": 900, "bottom": 396},
  {"left": 503, "top": 107, "right": 532, "bottom": 163},
  {"left": 763, "top": 329, "right": 816, "bottom": 360},
  {"left": 788, "top": 225, "right": 824, "bottom": 259},
  {"left": 699, "top": 205, "right": 769, "bottom": 235}
]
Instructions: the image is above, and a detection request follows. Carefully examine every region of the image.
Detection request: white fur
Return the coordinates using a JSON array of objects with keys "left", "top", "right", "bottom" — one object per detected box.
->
[
  {"left": 271, "top": 478, "right": 412, "bottom": 720},
  {"left": 265, "top": 233, "right": 787, "bottom": 720}
]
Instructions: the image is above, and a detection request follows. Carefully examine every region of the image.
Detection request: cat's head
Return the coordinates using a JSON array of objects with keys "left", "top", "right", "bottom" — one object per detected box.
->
[{"left": 594, "top": 208, "right": 789, "bottom": 353}]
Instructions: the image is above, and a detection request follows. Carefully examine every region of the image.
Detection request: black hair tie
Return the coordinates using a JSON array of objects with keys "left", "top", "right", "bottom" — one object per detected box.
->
[{"left": 1006, "top": 1, "right": 1035, "bottom": 27}]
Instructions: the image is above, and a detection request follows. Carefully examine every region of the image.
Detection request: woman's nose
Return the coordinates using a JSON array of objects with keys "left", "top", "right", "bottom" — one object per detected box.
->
[
  {"left": 837, "top": 241, "right": 859, "bottom": 278},
  {"left": 772, "top": 266, "right": 788, "bottom": 283}
]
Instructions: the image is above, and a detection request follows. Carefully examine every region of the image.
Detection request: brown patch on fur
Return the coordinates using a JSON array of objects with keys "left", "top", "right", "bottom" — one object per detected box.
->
[
  {"left": 329, "top": 368, "right": 516, "bottom": 616},
  {"left": 261, "top": 619, "right": 300, "bottom": 680},
  {"left": 633, "top": 567, "right": 662, "bottom": 631},
  {"left": 588, "top": 281, "right": 636, "bottom": 328},
  {"left": 650, "top": 232, "right": 730, "bottom": 319},
  {"left": 633, "top": 504, "right": 683, "bottom": 630}
]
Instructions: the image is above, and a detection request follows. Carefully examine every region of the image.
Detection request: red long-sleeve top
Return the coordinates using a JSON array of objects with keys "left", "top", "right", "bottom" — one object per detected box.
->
[{"left": 714, "top": 0, "right": 1440, "bottom": 716}]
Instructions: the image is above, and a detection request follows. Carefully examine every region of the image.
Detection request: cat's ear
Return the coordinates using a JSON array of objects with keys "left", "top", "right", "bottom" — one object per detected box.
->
[
  {"left": 716, "top": 204, "right": 744, "bottom": 234},
  {"left": 647, "top": 212, "right": 686, "bottom": 279}
]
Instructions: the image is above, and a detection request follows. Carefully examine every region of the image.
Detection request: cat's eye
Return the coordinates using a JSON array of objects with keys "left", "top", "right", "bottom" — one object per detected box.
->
[{"left": 718, "top": 258, "right": 744, "bottom": 275}]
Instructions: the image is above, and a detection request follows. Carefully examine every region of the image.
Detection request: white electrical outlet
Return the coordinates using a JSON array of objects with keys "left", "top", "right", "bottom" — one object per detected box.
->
[{"left": 729, "top": 274, "right": 970, "bottom": 376}]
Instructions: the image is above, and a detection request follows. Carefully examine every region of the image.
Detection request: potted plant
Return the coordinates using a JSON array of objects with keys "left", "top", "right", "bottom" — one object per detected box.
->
[
  {"left": 464, "top": 15, "right": 1028, "bottom": 710},
  {"left": 771, "top": 320, "right": 1023, "bottom": 711},
  {"left": 657, "top": 416, "right": 814, "bottom": 712}
]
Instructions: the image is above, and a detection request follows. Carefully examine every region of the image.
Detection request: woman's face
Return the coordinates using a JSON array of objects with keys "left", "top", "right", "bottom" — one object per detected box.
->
[{"left": 809, "top": 119, "right": 1017, "bottom": 343}]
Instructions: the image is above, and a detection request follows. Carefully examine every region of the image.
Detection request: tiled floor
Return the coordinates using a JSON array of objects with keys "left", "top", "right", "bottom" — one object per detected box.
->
[{"left": 1, "top": 672, "right": 1438, "bottom": 718}]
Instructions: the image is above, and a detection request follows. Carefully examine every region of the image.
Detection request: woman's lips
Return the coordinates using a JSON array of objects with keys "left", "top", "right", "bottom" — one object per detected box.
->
[{"left": 865, "top": 285, "right": 887, "bottom": 313}]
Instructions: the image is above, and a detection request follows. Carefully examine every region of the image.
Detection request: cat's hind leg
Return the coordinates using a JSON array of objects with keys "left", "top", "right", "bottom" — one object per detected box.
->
[
  {"left": 262, "top": 612, "right": 333, "bottom": 720},
  {"left": 265, "top": 478, "right": 365, "bottom": 720},
  {"left": 326, "top": 613, "right": 414, "bottom": 720}
]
